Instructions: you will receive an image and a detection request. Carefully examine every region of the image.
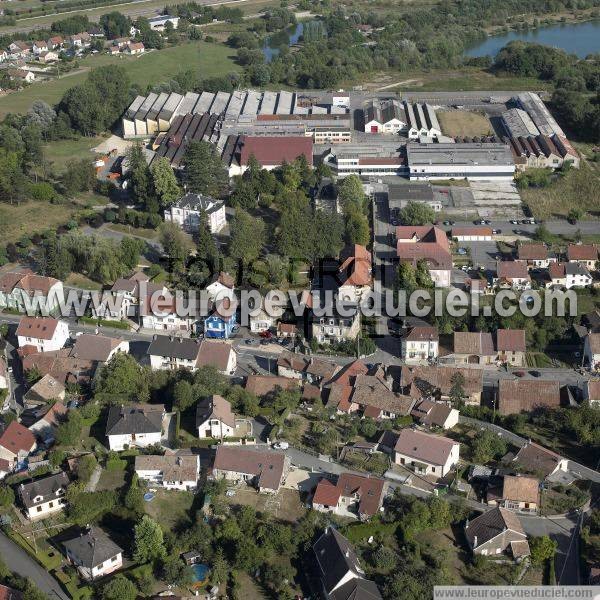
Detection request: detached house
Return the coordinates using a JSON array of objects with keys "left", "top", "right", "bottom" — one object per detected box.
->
[
  {"left": 513, "top": 441, "right": 568, "bottom": 481},
  {"left": 411, "top": 399, "right": 459, "bottom": 430},
  {"left": 135, "top": 454, "right": 199, "bottom": 490},
  {"left": 18, "top": 471, "right": 69, "bottom": 520},
  {"left": 396, "top": 225, "right": 452, "bottom": 287},
  {"left": 568, "top": 244, "right": 598, "bottom": 270},
  {"left": 164, "top": 192, "right": 226, "bottom": 233},
  {"left": 0, "top": 271, "right": 64, "bottom": 314},
  {"left": 196, "top": 339, "right": 237, "bottom": 375},
  {"left": 16, "top": 317, "right": 69, "bottom": 353},
  {"left": 105, "top": 404, "right": 164, "bottom": 451},
  {"left": 125, "top": 41, "right": 145, "bottom": 54},
  {"left": 211, "top": 445, "right": 289, "bottom": 493},
  {"left": 277, "top": 352, "right": 339, "bottom": 386},
  {"left": 313, "top": 527, "right": 382, "bottom": 600},
  {"left": 452, "top": 331, "right": 495, "bottom": 365},
  {"left": 487, "top": 474, "right": 540, "bottom": 514},
  {"left": 496, "top": 329, "right": 526, "bottom": 366},
  {"left": 196, "top": 395, "right": 237, "bottom": 439},
  {"left": 148, "top": 335, "right": 203, "bottom": 371},
  {"left": 28, "top": 401, "right": 68, "bottom": 443},
  {"left": 494, "top": 261, "right": 531, "bottom": 290},
  {"left": 71, "top": 334, "right": 129, "bottom": 364},
  {"left": 204, "top": 298, "right": 237, "bottom": 339},
  {"left": 517, "top": 243, "right": 554, "bottom": 269},
  {"left": 0, "top": 421, "right": 36, "bottom": 468},
  {"left": 401, "top": 326, "right": 439, "bottom": 364},
  {"left": 205, "top": 271, "right": 235, "bottom": 302},
  {"left": 336, "top": 244, "right": 373, "bottom": 302},
  {"left": 584, "top": 333, "right": 600, "bottom": 370},
  {"left": 497, "top": 379, "right": 561, "bottom": 415},
  {"left": 465, "top": 507, "right": 530, "bottom": 560},
  {"left": 63, "top": 527, "right": 123, "bottom": 581},
  {"left": 394, "top": 428, "right": 459, "bottom": 479},
  {"left": 312, "top": 473, "right": 385, "bottom": 520}
]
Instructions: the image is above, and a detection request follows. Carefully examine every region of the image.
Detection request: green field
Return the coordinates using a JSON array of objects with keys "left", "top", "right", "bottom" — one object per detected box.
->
[{"left": 0, "top": 41, "right": 240, "bottom": 117}]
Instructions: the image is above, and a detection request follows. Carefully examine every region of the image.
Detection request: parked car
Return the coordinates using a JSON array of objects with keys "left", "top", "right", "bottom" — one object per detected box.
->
[
  {"left": 529, "top": 370, "right": 541, "bottom": 377},
  {"left": 510, "top": 219, "right": 519, "bottom": 225},
  {"left": 492, "top": 229, "right": 501, "bottom": 235},
  {"left": 514, "top": 229, "right": 522, "bottom": 235},
  {"left": 514, "top": 371, "right": 526, "bottom": 377},
  {"left": 457, "top": 248, "right": 467, "bottom": 255},
  {"left": 273, "top": 441, "right": 289, "bottom": 450},
  {"left": 259, "top": 330, "right": 273, "bottom": 339}
]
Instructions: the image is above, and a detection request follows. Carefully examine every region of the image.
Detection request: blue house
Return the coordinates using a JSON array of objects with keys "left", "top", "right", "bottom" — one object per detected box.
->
[{"left": 204, "top": 303, "right": 237, "bottom": 339}]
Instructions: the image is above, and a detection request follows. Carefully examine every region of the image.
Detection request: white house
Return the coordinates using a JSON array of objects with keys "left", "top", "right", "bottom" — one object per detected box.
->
[
  {"left": 393, "top": 428, "right": 459, "bottom": 479},
  {"left": 16, "top": 317, "right": 69, "bottom": 353},
  {"left": 0, "top": 358, "right": 7, "bottom": 391},
  {"left": 585, "top": 333, "right": 600, "bottom": 371},
  {"left": 249, "top": 303, "right": 274, "bottom": 333},
  {"left": 147, "top": 14, "right": 180, "bottom": 30},
  {"left": 148, "top": 335, "right": 202, "bottom": 371},
  {"left": 164, "top": 192, "right": 226, "bottom": 233},
  {"left": 125, "top": 41, "right": 145, "bottom": 55},
  {"left": 451, "top": 226, "right": 493, "bottom": 242},
  {"left": 565, "top": 263, "right": 593, "bottom": 289},
  {"left": 196, "top": 395, "right": 236, "bottom": 439},
  {"left": 567, "top": 244, "right": 598, "bottom": 270},
  {"left": 63, "top": 527, "right": 123, "bottom": 581},
  {"left": 105, "top": 404, "right": 164, "bottom": 451},
  {"left": 140, "top": 294, "right": 195, "bottom": 332},
  {"left": 363, "top": 99, "right": 405, "bottom": 134},
  {"left": 32, "top": 40, "right": 49, "bottom": 55},
  {"left": 0, "top": 271, "right": 64, "bottom": 315},
  {"left": 135, "top": 454, "right": 199, "bottom": 490},
  {"left": 205, "top": 271, "right": 235, "bottom": 302},
  {"left": 0, "top": 422, "right": 37, "bottom": 468},
  {"left": 494, "top": 261, "right": 531, "bottom": 291},
  {"left": 196, "top": 339, "right": 237, "bottom": 375},
  {"left": 401, "top": 326, "right": 439, "bottom": 364},
  {"left": 411, "top": 400, "right": 459, "bottom": 430},
  {"left": 92, "top": 271, "right": 157, "bottom": 321},
  {"left": 18, "top": 472, "right": 69, "bottom": 520}
]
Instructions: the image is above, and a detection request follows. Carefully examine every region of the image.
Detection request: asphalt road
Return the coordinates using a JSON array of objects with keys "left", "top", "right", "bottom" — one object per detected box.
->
[
  {"left": 0, "top": 530, "right": 70, "bottom": 600},
  {"left": 439, "top": 219, "right": 600, "bottom": 237}
]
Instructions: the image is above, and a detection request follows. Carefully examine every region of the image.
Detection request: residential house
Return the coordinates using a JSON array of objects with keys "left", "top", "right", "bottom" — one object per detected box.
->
[
  {"left": 396, "top": 225, "right": 452, "bottom": 287},
  {"left": 584, "top": 333, "right": 600, "bottom": 370},
  {"left": 204, "top": 298, "right": 237, "bottom": 339},
  {"left": 134, "top": 454, "right": 199, "bottom": 490},
  {"left": 565, "top": 263, "right": 593, "bottom": 288},
  {"left": 205, "top": 271, "right": 235, "bottom": 302},
  {"left": 196, "top": 339, "right": 237, "bottom": 375},
  {"left": 399, "top": 365, "right": 483, "bottom": 405},
  {"left": 517, "top": 243, "right": 555, "bottom": 269},
  {"left": 20, "top": 349, "right": 95, "bottom": 386},
  {"left": 0, "top": 358, "right": 7, "bottom": 392},
  {"left": 164, "top": 192, "right": 226, "bottom": 233},
  {"left": 277, "top": 322, "right": 297, "bottom": 338},
  {"left": 125, "top": 41, "right": 145, "bottom": 55},
  {"left": 400, "top": 326, "right": 439, "bottom": 364},
  {"left": 393, "top": 428, "right": 459, "bottom": 478},
  {"left": 249, "top": 300, "right": 275, "bottom": 333},
  {"left": 452, "top": 331, "right": 495, "bottom": 365},
  {"left": 0, "top": 271, "right": 64, "bottom": 314},
  {"left": 0, "top": 421, "right": 36, "bottom": 468},
  {"left": 148, "top": 335, "right": 203, "bottom": 371},
  {"left": 69, "top": 32, "right": 92, "bottom": 48},
  {"left": 0, "top": 459, "right": 9, "bottom": 481},
  {"left": 497, "top": 379, "right": 561, "bottom": 415},
  {"left": 37, "top": 50, "right": 59, "bottom": 63},
  {"left": 47, "top": 35, "right": 64, "bottom": 49},
  {"left": 71, "top": 334, "right": 129, "bottom": 363},
  {"left": 32, "top": 41, "right": 48, "bottom": 55},
  {"left": 312, "top": 473, "right": 385, "bottom": 520},
  {"left": 140, "top": 292, "right": 196, "bottom": 332},
  {"left": 18, "top": 471, "right": 69, "bottom": 520},
  {"left": 92, "top": 271, "right": 155, "bottom": 321},
  {"left": 8, "top": 41, "right": 31, "bottom": 57},
  {"left": 211, "top": 445, "right": 290, "bottom": 493},
  {"left": 512, "top": 440, "right": 568, "bottom": 480},
  {"left": 310, "top": 307, "right": 361, "bottom": 344},
  {"left": 63, "top": 527, "right": 123, "bottom": 580},
  {"left": 312, "top": 527, "right": 383, "bottom": 600},
  {"left": 277, "top": 352, "right": 339, "bottom": 386},
  {"left": 336, "top": 244, "right": 373, "bottom": 302},
  {"left": 496, "top": 329, "right": 526, "bottom": 366},
  {"left": 451, "top": 226, "right": 493, "bottom": 241},
  {"left": 196, "top": 395, "right": 236, "bottom": 439},
  {"left": 111, "top": 36, "right": 130, "bottom": 49},
  {"left": 147, "top": 14, "right": 180, "bottom": 30},
  {"left": 108, "top": 45, "right": 121, "bottom": 55},
  {"left": 411, "top": 399, "right": 459, "bottom": 429},
  {"left": 568, "top": 244, "right": 598, "bottom": 270},
  {"left": 494, "top": 261, "right": 531, "bottom": 290},
  {"left": 0, "top": 584, "right": 21, "bottom": 599},
  {"left": 487, "top": 474, "right": 540, "bottom": 513},
  {"left": 583, "top": 379, "right": 600, "bottom": 406},
  {"left": 105, "top": 404, "right": 164, "bottom": 451},
  {"left": 0, "top": 50, "right": 7, "bottom": 62},
  {"left": 16, "top": 317, "right": 69, "bottom": 353},
  {"left": 465, "top": 507, "right": 530, "bottom": 559},
  {"left": 548, "top": 262, "right": 567, "bottom": 288},
  {"left": 28, "top": 401, "right": 67, "bottom": 442}
]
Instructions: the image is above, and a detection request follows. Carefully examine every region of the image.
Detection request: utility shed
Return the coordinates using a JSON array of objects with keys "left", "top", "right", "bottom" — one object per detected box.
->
[
  {"left": 276, "top": 91, "right": 293, "bottom": 115},
  {"left": 210, "top": 91, "right": 231, "bottom": 115},
  {"left": 194, "top": 91, "right": 215, "bottom": 114},
  {"left": 123, "top": 95, "right": 145, "bottom": 137},
  {"left": 158, "top": 92, "right": 183, "bottom": 131},
  {"left": 225, "top": 91, "right": 246, "bottom": 119},
  {"left": 134, "top": 92, "right": 158, "bottom": 136},
  {"left": 242, "top": 90, "right": 261, "bottom": 116},
  {"left": 145, "top": 92, "right": 169, "bottom": 134},
  {"left": 259, "top": 91, "right": 277, "bottom": 115},
  {"left": 176, "top": 91, "right": 199, "bottom": 116}
]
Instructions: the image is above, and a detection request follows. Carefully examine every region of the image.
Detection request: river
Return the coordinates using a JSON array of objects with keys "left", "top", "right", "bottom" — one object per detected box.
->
[{"left": 465, "top": 19, "right": 600, "bottom": 59}]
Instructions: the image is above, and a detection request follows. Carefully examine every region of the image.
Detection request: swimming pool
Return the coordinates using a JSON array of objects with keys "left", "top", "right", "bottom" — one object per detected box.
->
[{"left": 191, "top": 563, "right": 209, "bottom": 584}]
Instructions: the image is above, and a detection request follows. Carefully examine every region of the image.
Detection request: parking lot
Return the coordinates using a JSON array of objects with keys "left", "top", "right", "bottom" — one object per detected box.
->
[{"left": 458, "top": 241, "right": 500, "bottom": 270}]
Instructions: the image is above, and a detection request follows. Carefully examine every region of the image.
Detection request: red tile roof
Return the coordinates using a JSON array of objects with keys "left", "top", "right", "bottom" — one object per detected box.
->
[
  {"left": 568, "top": 244, "right": 598, "bottom": 261},
  {"left": 405, "top": 326, "right": 438, "bottom": 342},
  {"left": 394, "top": 428, "right": 458, "bottom": 466},
  {"left": 496, "top": 329, "right": 526, "bottom": 352},
  {"left": 337, "top": 472, "right": 385, "bottom": 517},
  {"left": 313, "top": 478, "right": 341, "bottom": 507},
  {"left": 517, "top": 244, "right": 548, "bottom": 261},
  {"left": 451, "top": 226, "right": 493, "bottom": 237},
  {"left": 213, "top": 446, "right": 286, "bottom": 491},
  {"left": 497, "top": 379, "right": 561, "bottom": 415},
  {"left": 496, "top": 260, "right": 529, "bottom": 280},
  {"left": 239, "top": 136, "right": 313, "bottom": 167},
  {"left": 16, "top": 317, "right": 61, "bottom": 341},
  {"left": 396, "top": 226, "right": 451, "bottom": 269},
  {"left": 549, "top": 262, "right": 566, "bottom": 279},
  {"left": 338, "top": 244, "right": 372, "bottom": 287},
  {"left": 0, "top": 421, "right": 36, "bottom": 456}
]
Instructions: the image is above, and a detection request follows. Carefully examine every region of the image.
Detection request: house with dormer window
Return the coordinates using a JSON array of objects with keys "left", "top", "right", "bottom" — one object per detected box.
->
[{"left": 18, "top": 471, "right": 69, "bottom": 520}]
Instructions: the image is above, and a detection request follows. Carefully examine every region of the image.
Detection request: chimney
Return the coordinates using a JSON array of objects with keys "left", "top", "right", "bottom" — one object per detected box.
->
[
  {"left": 465, "top": 518, "right": 469, "bottom": 529},
  {"left": 345, "top": 550, "right": 350, "bottom": 558},
  {"left": 473, "top": 535, "right": 478, "bottom": 548}
]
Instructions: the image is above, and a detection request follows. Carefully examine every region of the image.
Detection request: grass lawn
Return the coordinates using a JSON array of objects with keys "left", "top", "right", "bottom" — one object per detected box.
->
[
  {"left": 437, "top": 110, "right": 494, "bottom": 138},
  {"left": 65, "top": 272, "right": 103, "bottom": 290},
  {"left": 106, "top": 223, "right": 158, "bottom": 239},
  {"left": 144, "top": 488, "right": 194, "bottom": 530},
  {"left": 42, "top": 136, "right": 108, "bottom": 172},
  {"left": 223, "top": 486, "right": 306, "bottom": 523},
  {"left": 96, "top": 467, "right": 127, "bottom": 491},
  {"left": 233, "top": 571, "right": 269, "bottom": 600},
  {"left": 0, "top": 41, "right": 240, "bottom": 117},
  {"left": 521, "top": 164, "right": 600, "bottom": 220}
]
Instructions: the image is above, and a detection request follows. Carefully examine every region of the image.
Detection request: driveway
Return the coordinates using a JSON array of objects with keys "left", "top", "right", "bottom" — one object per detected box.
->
[{"left": 0, "top": 530, "right": 69, "bottom": 600}]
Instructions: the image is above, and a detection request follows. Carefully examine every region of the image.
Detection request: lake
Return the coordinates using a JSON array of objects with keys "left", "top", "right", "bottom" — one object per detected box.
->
[
  {"left": 263, "top": 23, "right": 304, "bottom": 62},
  {"left": 465, "top": 19, "right": 600, "bottom": 59}
]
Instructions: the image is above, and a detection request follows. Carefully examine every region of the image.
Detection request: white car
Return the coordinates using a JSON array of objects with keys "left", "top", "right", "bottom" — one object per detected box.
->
[{"left": 273, "top": 441, "right": 289, "bottom": 450}]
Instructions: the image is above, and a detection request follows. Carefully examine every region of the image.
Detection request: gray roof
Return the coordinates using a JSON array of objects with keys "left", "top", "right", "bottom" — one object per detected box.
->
[
  {"left": 19, "top": 471, "right": 69, "bottom": 509},
  {"left": 331, "top": 579, "right": 383, "bottom": 600},
  {"left": 63, "top": 527, "right": 122, "bottom": 568},
  {"left": 170, "top": 192, "right": 223, "bottom": 214},
  {"left": 148, "top": 335, "right": 202, "bottom": 361},
  {"left": 105, "top": 404, "right": 164, "bottom": 436},
  {"left": 407, "top": 142, "right": 514, "bottom": 167},
  {"left": 464, "top": 507, "right": 525, "bottom": 549},
  {"left": 313, "top": 528, "right": 363, "bottom": 594},
  {"left": 71, "top": 334, "right": 123, "bottom": 362},
  {"left": 565, "top": 262, "right": 591, "bottom": 277}
]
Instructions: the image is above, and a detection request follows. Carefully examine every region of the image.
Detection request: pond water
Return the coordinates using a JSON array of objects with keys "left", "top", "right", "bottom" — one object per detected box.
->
[
  {"left": 464, "top": 19, "right": 600, "bottom": 59},
  {"left": 263, "top": 22, "right": 304, "bottom": 62}
]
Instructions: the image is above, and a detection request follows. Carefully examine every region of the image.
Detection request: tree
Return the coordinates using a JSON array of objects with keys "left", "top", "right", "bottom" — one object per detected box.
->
[
  {"left": 567, "top": 208, "right": 583, "bottom": 223},
  {"left": 126, "top": 144, "right": 155, "bottom": 209},
  {"left": 195, "top": 212, "right": 220, "bottom": 272},
  {"left": 399, "top": 201, "right": 435, "bottom": 226},
  {"left": 337, "top": 174, "right": 365, "bottom": 211},
  {"left": 396, "top": 261, "right": 417, "bottom": 295},
  {"left": 120, "top": 236, "right": 145, "bottom": 270},
  {"left": 173, "top": 379, "right": 195, "bottom": 411},
  {"left": 529, "top": 535, "right": 557, "bottom": 566},
  {"left": 27, "top": 100, "right": 56, "bottom": 134},
  {"left": 49, "top": 449, "right": 66, "bottom": 469},
  {"left": 183, "top": 140, "right": 228, "bottom": 197},
  {"left": 55, "top": 410, "right": 83, "bottom": 446},
  {"left": 151, "top": 157, "right": 181, "bottom": 209},
  {"left": 133, "top": 515, "right": 166, "bottom": 563},
  {"left": 100, "top": 11, "right": 131, "bottom": 38},
  {"left": 211, "top": 548, "right": 228, "bottom": 585},
  {"left": 471, "top": 430, "right": 507, "bottom": 464},
  {"left": 533, "top": 225, "right": 552, "bottom": 244},
  {"left": 101, "top": 575, "right": 137, "bottom": 600},
  {"left": 76, "top": 453, "right": 98, "bottom": 484},
  {"left": 0, "top": 485, "right": 15, "bottom": 507},
  {"left": 159, "top": 555, "right": 193, "bottom": 586},
  {"left": 345, "top": 205, "right": 370, "bottom": 246},
  {"left": 229, "top": 210, "right": 265, "bottom": 267},
  {"left": 124, "top": 473, "right": 144, "bottom": 514},
  {"left": 415, "top": 259, "right": 433, "bottom": 288},
  {"left": 159, "top": 221, "right": 193, "bottom": 271},
  {"left": 449, "top": 372, "right": 466, "bottom": 407},
  {"left": 93, "top": 353, "right": 149, "bottom": 404}
]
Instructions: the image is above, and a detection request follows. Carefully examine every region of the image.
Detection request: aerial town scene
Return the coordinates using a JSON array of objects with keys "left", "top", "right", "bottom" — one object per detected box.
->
[{"left": 0, "top": 0, "right": 599, "bottom": 598}]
